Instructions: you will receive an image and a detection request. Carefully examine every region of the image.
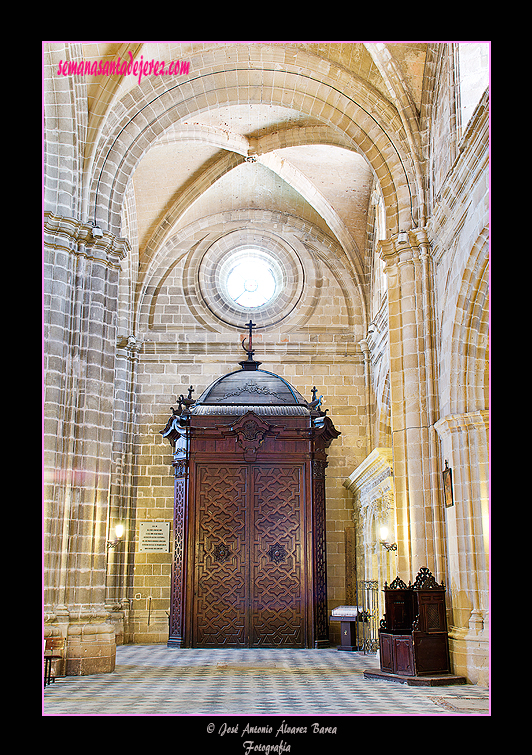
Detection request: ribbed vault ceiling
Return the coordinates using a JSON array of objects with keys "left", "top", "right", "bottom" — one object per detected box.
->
[{"left": 81, "top": 42, "right": 428, "bottom": 283}]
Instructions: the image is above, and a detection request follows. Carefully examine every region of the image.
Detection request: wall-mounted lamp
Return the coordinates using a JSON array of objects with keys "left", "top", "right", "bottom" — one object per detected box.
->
[
  {"left": 379, "top": 527, "right": 397, "bottom": 551},
  {"left": 107, "top": 523, "right": 125, "bottom": 549}
]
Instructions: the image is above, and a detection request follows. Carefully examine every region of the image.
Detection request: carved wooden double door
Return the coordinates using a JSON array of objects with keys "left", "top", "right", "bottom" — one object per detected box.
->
[{"left": 188, "top": 462, "right": 310, "bottom": 648}]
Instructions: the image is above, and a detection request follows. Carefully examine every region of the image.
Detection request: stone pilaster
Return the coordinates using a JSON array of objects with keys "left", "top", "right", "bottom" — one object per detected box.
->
[
  {"left": 43, "top": 212, "right": 129, "bottom": 674},
  {"left": 379, "top": 229, "right": 445, "bottom": 582},
  {"left": 344, "top": 448, "right": 396, "bottom": 620},
  {"left": 434, "top": 410, "right": 489, "bottom": 685},
  {"left": 105, "top": 335, "right": 142, "bottom": 644}
]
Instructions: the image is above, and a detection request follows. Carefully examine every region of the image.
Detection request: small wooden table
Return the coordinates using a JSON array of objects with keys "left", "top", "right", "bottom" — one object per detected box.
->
[{"left": 330, "top": 608, "right": 362, "bottom": 651}]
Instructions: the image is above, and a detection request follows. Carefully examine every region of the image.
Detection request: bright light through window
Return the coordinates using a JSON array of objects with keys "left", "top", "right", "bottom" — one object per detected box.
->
[{"left": 226, "top": 258, "right": 277, "bottom": 308}]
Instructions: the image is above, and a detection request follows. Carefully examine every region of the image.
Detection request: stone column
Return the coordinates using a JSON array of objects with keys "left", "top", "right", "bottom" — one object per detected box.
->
[
  {"left": 43, "top": 212, "right": 129, "bottom": 674},
  {"left": 379, "top": 229, "right": 445, "bottom": 582},
  {"left": 105, "top": 335, "right": 141, "bottom": 644},
  {"left": 434, "top": 410, "right": 489, "bottom": 684}
]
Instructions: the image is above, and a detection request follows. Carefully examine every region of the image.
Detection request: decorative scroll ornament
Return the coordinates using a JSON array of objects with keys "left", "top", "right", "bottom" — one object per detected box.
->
[
  {"left": 385, "top": 568, "right": 444, "bottom": 591},
  {"left": 386, "top": 576, "right": 409, "bottom": 590},
  {"left": 267, "top": 543, "right": 287, "bottom": 564},
  {"left": 413, "top": 566, "right": 444, "bottom": 589},
  {"left": 222, "top": 381, "right": 286, "bottom": 402},
  {"left": 159, "top": 385, "right": 195, "bottom": 446}
]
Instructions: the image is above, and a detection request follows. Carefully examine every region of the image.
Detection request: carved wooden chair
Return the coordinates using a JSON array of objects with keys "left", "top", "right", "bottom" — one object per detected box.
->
[{"left": 44, "top": 637, "right": 65, "bottom": 686}]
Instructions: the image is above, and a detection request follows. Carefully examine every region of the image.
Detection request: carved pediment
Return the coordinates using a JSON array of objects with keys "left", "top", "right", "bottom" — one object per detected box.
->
[{"left": 230, "top": 411, "right": 271, "bottom": 459}]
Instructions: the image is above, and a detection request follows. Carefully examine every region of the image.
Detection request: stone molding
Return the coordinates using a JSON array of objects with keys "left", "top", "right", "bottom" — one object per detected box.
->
[
  {"left": 344, "top": 447, "right": 396, "bottom": 610},
  {"left": 377, "top": 226, "right": 431, "bottom": 269},
  {"left": 344, "top": 448, "right": 395, "bottom": 547},
  {"left": 44, "top": 211, "right": 130, "bottom": 269},
  {"left": 344, "top": 447, "right": 393, "bottom": 497},
  {"left": 434, "top": 409, "right": 489, "bottom": 439}
]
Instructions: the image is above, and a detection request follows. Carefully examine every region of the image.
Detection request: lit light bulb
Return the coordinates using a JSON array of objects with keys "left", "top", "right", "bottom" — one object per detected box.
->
[
  {"left": 115, "top": 524, "right": 124, "bottom": 539},
  {"left": 379, "top": 526, "right": 397, "bottom": 551}
]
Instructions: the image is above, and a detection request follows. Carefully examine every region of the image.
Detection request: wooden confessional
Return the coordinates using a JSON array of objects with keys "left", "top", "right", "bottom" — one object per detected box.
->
[
  {"left": 378, "top": 568, "right": 451, "bottom": 676},
  {"left": 363, "top": 567, "right": 467, "bottom": 685},
  {"left": 160, "top": 323, "right": 340, "bottom": 648}
]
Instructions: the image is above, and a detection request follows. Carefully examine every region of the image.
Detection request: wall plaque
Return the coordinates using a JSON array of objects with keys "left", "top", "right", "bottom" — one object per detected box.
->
[{"left": 139, "top": 522, "right": 170, "bottom": 553}]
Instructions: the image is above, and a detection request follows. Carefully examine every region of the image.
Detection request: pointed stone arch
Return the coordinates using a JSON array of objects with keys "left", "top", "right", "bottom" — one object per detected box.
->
[
  {"left": 87, "top": 45, "right": 422, "bottom": 245},
  {"left": 449, "top": 229, "right": 489, "bottom": 416},
  {"left": 134, "top": 209, "right": 365, "bottom": 338}
]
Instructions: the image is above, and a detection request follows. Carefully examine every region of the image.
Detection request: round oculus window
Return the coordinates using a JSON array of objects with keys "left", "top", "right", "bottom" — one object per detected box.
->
[
  {"left": 226, "top": 257, "right": 277, "bottom": 308},
  {"left": 194, "top": 233, "right": 304, "bottom": 329}
]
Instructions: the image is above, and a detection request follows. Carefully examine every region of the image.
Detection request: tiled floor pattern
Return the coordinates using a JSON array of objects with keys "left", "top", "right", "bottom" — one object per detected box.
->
[{"left": 43, "top": 644, "right": 489, "bottom": 717}]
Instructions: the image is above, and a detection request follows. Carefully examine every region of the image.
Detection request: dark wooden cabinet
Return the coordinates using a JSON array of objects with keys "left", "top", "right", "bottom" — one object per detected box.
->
[
  {"left": 378, "top": 568, "right": 450, "bottom": 676},
  {"left": 161, "top": 336, "right": 340, "bottom": 649}
]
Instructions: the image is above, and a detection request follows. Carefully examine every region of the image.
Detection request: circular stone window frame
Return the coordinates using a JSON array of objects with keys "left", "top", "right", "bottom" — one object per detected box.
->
[{"left": 197, "top": 230, "right": 306, "bottom": 330}]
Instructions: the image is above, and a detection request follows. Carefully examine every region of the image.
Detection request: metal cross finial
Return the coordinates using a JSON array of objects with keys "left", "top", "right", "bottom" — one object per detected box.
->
[
  {"left": 243, "top": 320, "right": 256, "bottom": 356},
  {"left": 239, "top": 320, "right": 261, "bottom": 370}
]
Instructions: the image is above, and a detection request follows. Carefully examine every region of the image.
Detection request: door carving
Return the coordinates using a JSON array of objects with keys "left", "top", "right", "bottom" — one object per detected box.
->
[
  {"left": 251, "top": 465, "right": 305, "bottom": 647},
  {"left": 193, "top": 464, "right": 247, "bottom": 646},
  {"left": 191, "top": 463, "right": 307, "bottom": 647}
]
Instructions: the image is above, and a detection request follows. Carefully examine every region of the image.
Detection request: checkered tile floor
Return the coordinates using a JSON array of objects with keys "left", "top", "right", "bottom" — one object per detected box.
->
[{"left": 43, "top": 645, "right": 489, "bottom": 717}]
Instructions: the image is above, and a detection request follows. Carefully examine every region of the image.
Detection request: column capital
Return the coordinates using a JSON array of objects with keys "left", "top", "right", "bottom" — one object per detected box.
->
[
  {"left": 44, "top": 211, "right": 130, "bottom": 269},
  {"left": 116, "top": 334, "right": 142, "bottom": 362},
  {"left": 434, "top": 409, "right": 490, "bottom": 440},
  {"left": 378, "top": 227, "right": 431, "bottom": 267},
  {"left": 358, "top": 337, "right": 370, "bottom": 356}
]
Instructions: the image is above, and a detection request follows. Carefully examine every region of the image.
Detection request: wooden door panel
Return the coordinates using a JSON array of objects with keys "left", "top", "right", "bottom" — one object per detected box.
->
[
  {"left": 250, "top": 465, "right": 305, "bottom": 647},
  {"left": 192, "top": 463, "right": 307, "bottom": 647},
  {"left": 393, "top": 636, "right": 415, "bottom": 676},
  {"left": 193, "top": 464, "right": 248, "bottom": 646},
  {"left": 379, "top": 633, "right": 394, "bottom": 673}
]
